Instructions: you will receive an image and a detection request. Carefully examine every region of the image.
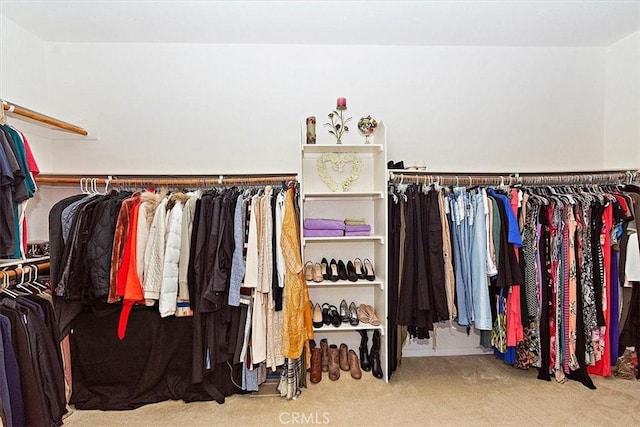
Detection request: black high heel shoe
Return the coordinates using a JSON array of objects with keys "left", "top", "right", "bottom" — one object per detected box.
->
[
  {"left": 321, "top": 257, "right": 330, "bottom": 280},
  {"left": 329, "top": 305, "right": 341, "bottom": 327},
  {"left": 329, "top": 259, "right": 339, "bottom": 282},
  {"left": 312, "top": 303, "right": 323, "bottom": 328},
  {"left": 354, "top": 258, "right": 365, "bottom": 280},
  {"left": 347, "top": 260, "right": 358, "bottom": 282},
  {"left": 363, "top": 258, "right": 376, "bottom": 281},
  {"left": 322, "top": 303, "right": 331, "bottom": 325},
  {"left": 338, "top": 260, "right": 348, "bottom": 281}
]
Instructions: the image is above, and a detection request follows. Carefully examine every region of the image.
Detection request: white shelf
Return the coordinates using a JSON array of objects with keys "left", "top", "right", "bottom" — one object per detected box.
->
[
  {"left": 313, "top": 324, "right": 384, "bottom": 334},
  {"left": 302, "top": 144, "right": 383, "bottom": 154},
  {"left": 0, "top": 256, "right": 50, "bottom": 268},
  {"left": 303, "top": 191, "right": 384, "bottom": 200},
  {"left": 307, "top": 279, "right": 383, "bottom": 288},
  {"left": 303, "top": 235, "right": 384, "bottom": 244}
]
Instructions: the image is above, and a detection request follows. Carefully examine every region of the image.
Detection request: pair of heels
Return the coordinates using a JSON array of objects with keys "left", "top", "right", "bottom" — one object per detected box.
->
[
  {"left": 304, "top": 261, "right": 324, "bottom": 283},
  {"left": 312, "top": 301, "right": 358, "bottom": 328},
  {"left": 358, "top": 304, "right": 381, "bottom": 326},
  {"left": 319, "top": 258, "right": 376, "bottom": 282}
]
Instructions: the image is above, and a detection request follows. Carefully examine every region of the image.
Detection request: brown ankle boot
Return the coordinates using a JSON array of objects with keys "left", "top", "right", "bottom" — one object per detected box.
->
[
  {"left": 328, "top": 344, "right": 340, "bottom": 381},
  {"left": 320, "top": 339, "right": 329, "bottom": 372},
  {"left": 339, "top": 343, "right": 349, "bottom": 371},
  {"left": 310, "top": 347, "right": 322, "bottom": 383},
  {"left": 348, "top": 349, "right": 362, "bottom": 379}
]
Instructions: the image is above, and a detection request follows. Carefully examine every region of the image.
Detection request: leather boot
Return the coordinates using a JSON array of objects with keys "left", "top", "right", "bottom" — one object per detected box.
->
[
  {"left": 370, "top": 330, "right": 383, "bottom": 379},
  {"left": 357, "top": 330, "right": 371, "bottom": 372},
  {"left": 310, "top": 347, "right": 322, "bottom": 383},
  {"left": 348, "top": 349, "right": 362, "bottom": 379},
  {"left": 320, "top": 339, "right": 329, "bottom": 372},
  {"left": 328, "top": 344, "right": 340, "bottom": 381},
  {"left": 339, "top": 343, "right": 349, "bottom": 371}
]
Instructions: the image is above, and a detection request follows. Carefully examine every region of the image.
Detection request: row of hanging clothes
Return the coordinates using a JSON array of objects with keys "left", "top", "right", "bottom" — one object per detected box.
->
[
  {"left": 49, "top": 178, "right": 311, "bottom": 410},
  {"left": 0, "top": 108, "right": 40, "bottom": 259},
  {"left": 0, "top": 263, "right": 66, "bottom": 427},
  {"left": 387, "top": 172, "right": 640, "bottom": 388}
]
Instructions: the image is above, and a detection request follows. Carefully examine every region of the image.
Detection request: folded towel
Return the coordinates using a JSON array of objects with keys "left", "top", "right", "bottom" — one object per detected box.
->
[
  {"left": 345, "top": 231, "right": 371, "bottom": 236},
  {"left": 303, "top": 218, "right": 346, "bottom": 230},
  {"left": 303, "top": 228, "right": 344, "bottom": 237},
  {"left": 345, "top": 224, "right": 371, "bottom": 232},
  {"left": 344, "top": 217, "right": 366, "bottom": 225}
]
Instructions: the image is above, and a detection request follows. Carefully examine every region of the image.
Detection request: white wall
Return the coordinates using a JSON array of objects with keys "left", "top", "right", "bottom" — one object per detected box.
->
[
  {"left": 43, "top": 43, "right": 607, "bottom": 175},
  {"left": 0, "top": 14, "right": 54, "bottom": 172},
  {"left": 604, "top": 30, "right": 640, "bottom": 169}
]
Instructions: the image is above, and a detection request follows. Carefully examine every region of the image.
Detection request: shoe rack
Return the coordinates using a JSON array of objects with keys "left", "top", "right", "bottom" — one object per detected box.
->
[{"left": 300, "top": 121, "right": 388, "bottom": 382}]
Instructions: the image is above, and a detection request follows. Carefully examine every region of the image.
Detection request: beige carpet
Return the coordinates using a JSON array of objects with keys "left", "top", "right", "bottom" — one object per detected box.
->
[{"left": 62, "top": 355, "right": 640, "bottom": 426}]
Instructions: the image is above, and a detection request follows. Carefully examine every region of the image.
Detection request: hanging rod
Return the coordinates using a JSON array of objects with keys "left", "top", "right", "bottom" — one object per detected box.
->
[
  {"left": 35, "top": 174, "right": 298, "bottom": 187},
  {"left": 2, "top": 100, "right": 88, "bottom": 136},
  {"left": 388, "top": 170, "right": 640, "bottom": 187},
  {"left": 0, "top": 262, "right": 50, "bottom": 283}
]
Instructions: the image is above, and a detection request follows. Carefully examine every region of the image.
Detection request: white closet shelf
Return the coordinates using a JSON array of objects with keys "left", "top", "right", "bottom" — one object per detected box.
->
[
  {"left": 302, "top": 144, "right": 383, "bottom": 153},
  {"left": 303, "top": 235, "right": 384, "bottom": 245},
  {"left": 303, "top": 191, "right": 384, "bottom": 200},
  {"left": 0, "top": 256, "right": 50, "bottom": 268},
  {"left": 313, "top": 324, "right": 384, "bottom": 334},
  {"left": 307, "top": 280, "right": 384, "bottom": 288}
]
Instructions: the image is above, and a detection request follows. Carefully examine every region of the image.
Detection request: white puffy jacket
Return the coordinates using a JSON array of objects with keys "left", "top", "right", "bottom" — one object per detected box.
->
[
  {"left": 143, "top": 197, "right": 168, "bottom": 303},
  {"left": 159, "top": 195, "right": 187, "bottom": 317}
]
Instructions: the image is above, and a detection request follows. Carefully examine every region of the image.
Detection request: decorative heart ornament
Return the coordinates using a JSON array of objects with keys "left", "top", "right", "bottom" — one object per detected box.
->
[{"left": 316, "top": 152, "right": 362, "bottom": 192}]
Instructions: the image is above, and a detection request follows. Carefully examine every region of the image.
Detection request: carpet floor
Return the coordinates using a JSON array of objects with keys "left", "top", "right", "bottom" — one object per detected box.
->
[{"left": 62, "top": 355, "right": 640, "bottom": 426}]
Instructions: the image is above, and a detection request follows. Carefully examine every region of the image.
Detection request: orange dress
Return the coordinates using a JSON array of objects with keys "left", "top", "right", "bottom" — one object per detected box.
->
[{"left": 280, "top": 188, "right": 313, "bottom": 364}]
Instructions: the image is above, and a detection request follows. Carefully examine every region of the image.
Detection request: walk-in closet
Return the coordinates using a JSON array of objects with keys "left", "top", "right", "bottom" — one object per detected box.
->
[{"left": 1, "top": 1, "right": 639, "bottom": 426}]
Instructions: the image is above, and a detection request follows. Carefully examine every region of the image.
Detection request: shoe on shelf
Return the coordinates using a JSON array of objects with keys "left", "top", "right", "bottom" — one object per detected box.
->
[
  {"left": 347, "top": 260, "right": 358, "bottom": 282},
  {"left": 312, "top": 303, "right": 323, "bottom": 328},
  {"left": 329, "top": 259, "right": 339, "bottom": 282},
  {"left": 320, "top": 338, "right": 329, "bottom": 372},
  {"left": 357, "top": 330, "right": 371, "bottom": 372},
  {"left": 338, "top": 260, "right": 348, "bottom": 281},
  {"left": 321, "top": 257, "right": 330, "bottom": 280},
  {"left": 371, "top": 330, "right": 383, "bottom": 379},
  {"left": 322, "top": 303, "right": 331, "bottom": 325},
  {"left": 358, "top": 304, "right": 370, "bottom": 324},
  {"left": 348, "top": 349, "right": 362, "bottom": 379},
  {"left": 313, "top": 262, "right": 324, "bottom": 283},
  {"left": 339, "top": 299, "right": 349, "bottom": 323},
  {"left": 310, "top": 347, "right": 322, "bottom": 383},
  {"left": 339, "top": 343, "right": 350, "bottom": 371},
  {"left": 329, "top": 305, "right": 341, "bottom": 327},
  {"left": 363, "top": 258, "right": 376, "bottom": 281},
  {"left": 348, "top": 302, "right": 359, "bottom": 326},
  {"left": 328, "top": 345, "right": 340, "bottom": 381},
  {"left": 354, "top": 258, "right": 365, "bottom": 280},
  {"left": 304, "top": 261, "right": 314, "bottom": 281}
]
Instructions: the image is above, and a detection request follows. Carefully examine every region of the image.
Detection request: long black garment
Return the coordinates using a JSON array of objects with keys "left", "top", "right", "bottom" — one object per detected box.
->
[
  {"left": 420, "top": 189, "right": 449, "bottom": 323},
  {"left": 590, "top": 203, "right": 606, "bottom": 327},
  {"left": 1, "top": 297, "right": 66, "bottom": 426},
  {"left": 397, "top": 187, "right": 433, "bottom": 336},
  {"left": 387, "top": 195, "right": 401, "bottom": 378},
  {"left": 537, "top": 206, "right": 552, "bottom": 381}
]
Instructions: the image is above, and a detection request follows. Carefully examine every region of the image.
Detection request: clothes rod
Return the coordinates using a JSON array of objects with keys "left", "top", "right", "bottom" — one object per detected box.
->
[
  {"left": 388, "top": 170, "right": 640, "bottom": 187},
  {"left": 0, "top": 262, "right": 50, "bottom": 282},
  {"left": 35, "top": 174, "right": 298, "bottom": 187},
  {"left": 2, "top": 100, "right": 88, "bottom": 136}
]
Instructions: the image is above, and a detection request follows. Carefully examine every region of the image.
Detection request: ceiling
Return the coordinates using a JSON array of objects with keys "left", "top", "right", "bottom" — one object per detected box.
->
[{"left": 1, "top": 0, "right": 639, "bottom": 47}]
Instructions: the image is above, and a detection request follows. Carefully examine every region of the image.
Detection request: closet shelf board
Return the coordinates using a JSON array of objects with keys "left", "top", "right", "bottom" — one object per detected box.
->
[
  {"left": 0, "top": 256, "right": 50, "bottom": 268},
  {"left": 303, "top": 236, "right": 384, "bottom": 245},
  {"left": 306, "top": 280, "right": 384, "bottom": 289},
  {"left": 303, "top": 191, "right": 384, "bottom": 200},
  {"left": 313, "top": 324, "right": 384, "bottom": 334},
  {"left": 302, "top": 144, "right": 383, "bottom": 154}
]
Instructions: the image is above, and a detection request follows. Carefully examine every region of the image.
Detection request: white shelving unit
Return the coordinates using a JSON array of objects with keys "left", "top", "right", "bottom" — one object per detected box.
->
[{"left": 300, "top": 121, "right": 388, "bottom": 382}]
